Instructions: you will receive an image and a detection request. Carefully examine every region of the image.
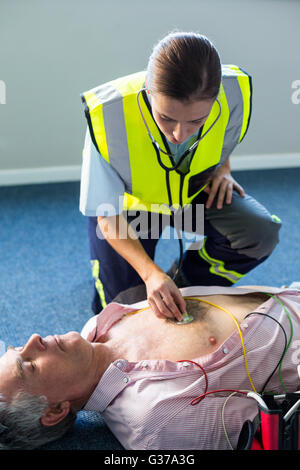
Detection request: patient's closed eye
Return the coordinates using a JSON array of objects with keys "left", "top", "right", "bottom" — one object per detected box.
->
[
  {"left": 27, "top": 361, "right": 36, "bottom": 371},
  {"left": 21, "top": 356, "right": 36, "bottom": 369}
]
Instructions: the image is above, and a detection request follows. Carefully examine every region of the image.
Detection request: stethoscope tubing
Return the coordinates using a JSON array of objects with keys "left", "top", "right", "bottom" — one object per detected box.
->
[
  {"left": 136, "top": 88, "right": 222, "bottom": 283},
  {"left": 137, "top": 88, "right": 222, "bottom": 172}
]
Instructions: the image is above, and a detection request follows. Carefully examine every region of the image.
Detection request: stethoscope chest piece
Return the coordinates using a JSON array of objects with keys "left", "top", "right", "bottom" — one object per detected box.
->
[{"left": 176, "top": 313, "right": 194, "bottom": 325}]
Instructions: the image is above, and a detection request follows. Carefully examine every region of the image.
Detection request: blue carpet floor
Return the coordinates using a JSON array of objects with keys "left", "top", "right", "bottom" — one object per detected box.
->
[{"left": 0, "top": 167, "right": 299, "bottom": 449}]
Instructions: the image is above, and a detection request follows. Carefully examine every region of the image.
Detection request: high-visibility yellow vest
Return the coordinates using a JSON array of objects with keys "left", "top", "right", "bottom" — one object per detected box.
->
[{"left": 81, "top": 65, "right": 252, "bottom": 214}]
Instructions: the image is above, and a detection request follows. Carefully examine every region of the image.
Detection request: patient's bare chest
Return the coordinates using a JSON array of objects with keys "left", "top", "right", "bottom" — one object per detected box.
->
[{"left": 104, "top": 294, "right": 267, "bottom": 362}]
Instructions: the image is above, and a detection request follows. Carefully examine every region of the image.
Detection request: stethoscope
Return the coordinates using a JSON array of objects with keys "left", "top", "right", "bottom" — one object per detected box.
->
[
  {"left": 136, "top": 88, "right": 222, "bottom": 283},
  {"left": 136, "top": 88, "right": 222, "bottom": 171}
]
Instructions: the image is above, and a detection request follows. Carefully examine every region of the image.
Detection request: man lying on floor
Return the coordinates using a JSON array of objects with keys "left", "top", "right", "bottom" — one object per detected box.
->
[{"left": 0, "top": 285, "right": 299, "bottom": 450}]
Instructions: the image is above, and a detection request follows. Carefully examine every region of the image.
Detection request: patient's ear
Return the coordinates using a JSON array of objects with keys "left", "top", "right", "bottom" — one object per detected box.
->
[{"left": 41, "top": 401, "right": 70, "bottom": 427}]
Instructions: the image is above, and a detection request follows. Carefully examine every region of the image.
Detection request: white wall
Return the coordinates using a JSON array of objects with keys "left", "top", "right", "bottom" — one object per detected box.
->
[{"left": 0, "top": 0, "right": 299, "bottom": 185}]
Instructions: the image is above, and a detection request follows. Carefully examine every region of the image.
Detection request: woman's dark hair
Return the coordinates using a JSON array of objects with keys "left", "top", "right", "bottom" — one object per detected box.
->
[{"left": 147, "top": 32, "right": 221, "bottom": 102}]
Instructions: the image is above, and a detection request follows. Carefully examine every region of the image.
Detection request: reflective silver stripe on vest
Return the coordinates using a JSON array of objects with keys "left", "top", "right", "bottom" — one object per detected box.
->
[
  {"left": 94, "top": 84, "right": 132, "bottom": 193},
  {"left": 198, "top": 243, "right": 242, "bottom": 283},
  {"left": 219, "top": 76, "right": 244, "bottom": 164}
]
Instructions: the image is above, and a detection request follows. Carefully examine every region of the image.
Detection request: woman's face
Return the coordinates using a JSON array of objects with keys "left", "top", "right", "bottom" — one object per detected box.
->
[{"left": 150, "top": 92, "right": 215, "bottom": 144}]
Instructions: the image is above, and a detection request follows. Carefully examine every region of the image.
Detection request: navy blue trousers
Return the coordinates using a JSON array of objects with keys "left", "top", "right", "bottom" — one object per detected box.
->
[{"left": 88, "top": 191, "right": 281, "bottom": 314}]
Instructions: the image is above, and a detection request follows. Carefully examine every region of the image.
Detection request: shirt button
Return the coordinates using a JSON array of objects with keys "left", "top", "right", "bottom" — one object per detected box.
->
[
  {"left": 116, "top": 361, "right": 123, "bottom": 368},
  {"left": 223, "top": 347, "right": 229, "bottom": 354},
  {"left": 242, "top": 322, "right": 248, "bottom": 329},
  {"left": 182, "top": 362, "right": 190, "bottom": 367},
  {"left": 141, "top": 361, "right": 148, "bottom": 368},
  {"left": 123, "top": 377, "right": 129, "bottom": 383}
]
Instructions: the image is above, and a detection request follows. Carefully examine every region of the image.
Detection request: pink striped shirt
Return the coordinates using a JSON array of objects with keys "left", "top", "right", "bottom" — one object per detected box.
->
[{"left": 81, "top": 286, "right": 300, "bottom": 450}]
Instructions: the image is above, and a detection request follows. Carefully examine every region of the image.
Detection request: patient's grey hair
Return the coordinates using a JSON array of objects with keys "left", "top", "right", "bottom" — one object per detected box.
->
[{"left": 0, "top": 392, "right": 77, "bottom": 449}]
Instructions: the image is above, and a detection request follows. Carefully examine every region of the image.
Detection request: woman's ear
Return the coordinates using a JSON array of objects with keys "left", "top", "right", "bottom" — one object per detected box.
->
[{"left": 41, "top": 401, "right": 70, "bottom": 427}]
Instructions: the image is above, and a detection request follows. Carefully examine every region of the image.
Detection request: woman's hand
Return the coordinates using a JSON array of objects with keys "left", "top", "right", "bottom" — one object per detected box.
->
[
  {"left": 144, "top": 268, "right": 186, "bottom": 321},
  {"left": 98, "top": 214, "right": 185, "bottom": 322},
  {"left": 204, "top": 159, "right": 245, "bottom": 209}
]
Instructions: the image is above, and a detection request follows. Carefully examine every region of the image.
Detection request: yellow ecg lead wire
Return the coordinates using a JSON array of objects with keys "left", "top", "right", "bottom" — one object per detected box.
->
[
  {"left": 184, "top": 297, "right": 257, "bottom": 393},
  {"left": 124, "top": 296, "right": 257, "bottom": 393}
]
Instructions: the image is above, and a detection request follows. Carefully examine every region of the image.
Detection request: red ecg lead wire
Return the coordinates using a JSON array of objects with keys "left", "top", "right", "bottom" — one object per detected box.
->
[
  {"left": 177, "top": 359, "right": 248, "bottom": 406},
  {"left": 177, "top": 359, "right": 209, "bottom": 405}
]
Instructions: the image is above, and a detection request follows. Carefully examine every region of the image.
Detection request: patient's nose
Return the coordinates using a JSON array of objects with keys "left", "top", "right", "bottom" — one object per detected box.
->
[{"left": 22, "top": 334, "right": 46, "bottom": 354}]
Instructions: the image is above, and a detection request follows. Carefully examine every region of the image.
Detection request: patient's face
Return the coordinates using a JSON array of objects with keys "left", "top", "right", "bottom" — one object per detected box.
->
[{"left": 0, "top": 332, "right": 95, "bottom": 404}]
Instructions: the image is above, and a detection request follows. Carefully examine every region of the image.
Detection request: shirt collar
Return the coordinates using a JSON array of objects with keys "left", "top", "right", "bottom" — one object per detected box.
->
[{"left": 83, "top": 360, "right": 130, "bottom": 411}]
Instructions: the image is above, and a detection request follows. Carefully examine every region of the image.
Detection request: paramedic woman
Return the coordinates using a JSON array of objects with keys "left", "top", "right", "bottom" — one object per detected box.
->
[{"left": 79, "top": 31, "right": 281, "bottom": 320}]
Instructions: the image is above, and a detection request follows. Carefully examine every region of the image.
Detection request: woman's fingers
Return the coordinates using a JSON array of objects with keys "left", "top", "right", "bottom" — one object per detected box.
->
[{"left": 146, "top": 272, "right": 186, "bottom": 321}]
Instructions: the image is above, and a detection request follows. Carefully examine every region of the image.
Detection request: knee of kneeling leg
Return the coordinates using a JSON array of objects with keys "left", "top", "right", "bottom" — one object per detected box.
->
[{"left": 251, "top": 214, "right": 282, "bottom": 258}]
